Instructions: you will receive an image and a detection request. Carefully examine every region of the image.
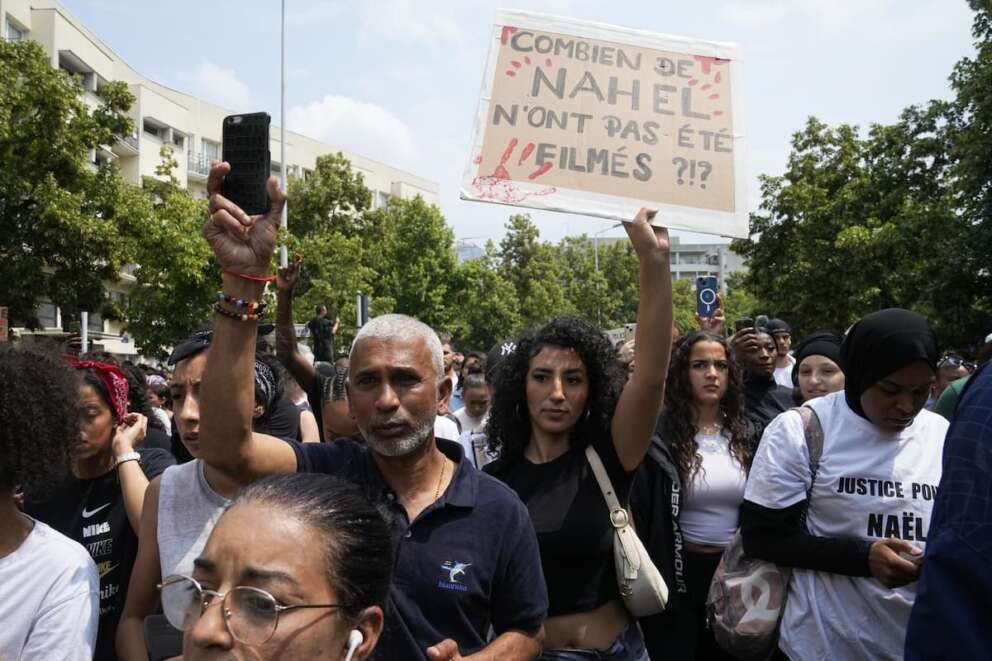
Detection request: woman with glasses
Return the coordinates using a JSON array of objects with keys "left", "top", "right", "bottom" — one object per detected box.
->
[
  {"left": 160, "top": 473, "right": 391, "bottom": 660},
  {"left": 927, "top": 353, "right": 973, "bottom": 409}
]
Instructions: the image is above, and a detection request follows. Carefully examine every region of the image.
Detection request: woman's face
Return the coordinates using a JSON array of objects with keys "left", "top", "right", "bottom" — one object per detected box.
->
[
  {"left": 797, "top": 355, "right": 845, "bottom": 402},
  {"left": 171, "top": 352, "right": 208, "bottom": 457},
  {"left": 525, "top": 346, "right": 589, "bottom": 438},
  {"left": 74, "top": 383, "right": 115, "bottom": 461},
  {"left": 860, "top": 361, "right": 934, "bottom": 433},
  {"left": 688, "top": 341, "right": 729, "bottom": 408},
  {"left": 183, "top": 501, "right": 381, "bottom": 660}
]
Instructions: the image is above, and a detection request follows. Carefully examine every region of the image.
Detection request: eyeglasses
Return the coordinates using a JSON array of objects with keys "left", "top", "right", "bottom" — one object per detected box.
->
[
  {"left": 158, "top": 574, "right": 342, "bottom": 645},
  {"left": 938, "top": 355, "right": 976, "bottom": 372}
]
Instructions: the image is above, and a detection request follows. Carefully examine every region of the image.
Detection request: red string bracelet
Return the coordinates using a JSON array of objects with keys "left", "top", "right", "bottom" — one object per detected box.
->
[{"left": 223, "top": 269, "right": 277, "bottom": 282}]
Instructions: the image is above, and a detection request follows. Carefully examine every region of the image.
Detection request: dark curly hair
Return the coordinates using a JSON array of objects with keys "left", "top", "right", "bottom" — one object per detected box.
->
[
  {"left": 486, "top": 316, "right": 625, "bottom": 461},
  {"left": 661, "top": 331, "right": 754, "bottom": 486},
  {"left": 0, "top": 344, "right": 79, "bottom": 497}
]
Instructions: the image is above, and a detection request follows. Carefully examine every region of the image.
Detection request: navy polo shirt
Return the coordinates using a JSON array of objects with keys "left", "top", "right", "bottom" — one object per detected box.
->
[{"left": 292, "top": 437, "right": 547, "bottom": 660}]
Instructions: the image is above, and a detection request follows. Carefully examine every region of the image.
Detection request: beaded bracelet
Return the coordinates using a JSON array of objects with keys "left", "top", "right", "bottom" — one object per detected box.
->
[
  {"left": 216, "top": 292, "right": 267, "bottom": 314},
  {"left": 213, "top": 301, "right": 265, "bottom": 322}
]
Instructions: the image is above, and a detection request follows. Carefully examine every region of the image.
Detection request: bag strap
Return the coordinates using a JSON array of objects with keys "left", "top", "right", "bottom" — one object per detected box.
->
[
  {"left": 794, "top": 405, "right": 824, "bottom": 529},
  {"left": 585, "top": 445, "right": 642, "bottom": 580}
]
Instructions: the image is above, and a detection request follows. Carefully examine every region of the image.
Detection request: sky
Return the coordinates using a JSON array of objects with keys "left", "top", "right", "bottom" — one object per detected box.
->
[{"left": 63, "top": 0, "right": 976, "bottom": 247}]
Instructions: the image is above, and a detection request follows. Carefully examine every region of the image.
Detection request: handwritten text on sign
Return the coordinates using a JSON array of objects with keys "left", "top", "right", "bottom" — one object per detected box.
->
[{"left": 471, "top": 24, "right": 736, "bottom": 213}]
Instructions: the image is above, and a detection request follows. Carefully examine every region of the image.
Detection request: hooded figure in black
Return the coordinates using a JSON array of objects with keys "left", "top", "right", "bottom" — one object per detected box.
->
[
  {"left": 739, "top": 309, "right": 941, "bottom": 604},
  {"left": 839, "top": 308, "right": 938, "bottom": 421}
]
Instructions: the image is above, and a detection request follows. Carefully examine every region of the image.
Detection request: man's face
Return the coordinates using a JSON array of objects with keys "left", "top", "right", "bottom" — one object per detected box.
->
[
  {"left": 463, "top": 386, "right": 491, "bottom": 419},
  {"left": 742, "top": 331, "right": 777, "bottom": 378},
  {"left": 348, "top": 336, "right": 451, "bottom": 457},
  {"left": 773, "top": 331, "right": 792, "bottom": 356},
  {"left": 441, "top": 342, "right": 455, "bottom": 373}
]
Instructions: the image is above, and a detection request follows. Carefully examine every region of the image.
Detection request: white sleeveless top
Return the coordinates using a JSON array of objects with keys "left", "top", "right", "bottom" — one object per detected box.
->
[
  {"left": 157, "top": 459, "right": 230, "bottom": 578},
  {"left": 680, "top": 431, "right": 747, "bottom": 546}
]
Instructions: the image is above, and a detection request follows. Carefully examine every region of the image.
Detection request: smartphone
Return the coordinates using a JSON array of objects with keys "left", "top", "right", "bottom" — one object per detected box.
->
[
  {"left": 222, "top": 112, "right": 271, "bottom": 215},
  {"left": 696, "top": 276, "right": 719, "bottom": 317},
  {"left": 734, "top": 318, "right": 754, "bottom": 333}
]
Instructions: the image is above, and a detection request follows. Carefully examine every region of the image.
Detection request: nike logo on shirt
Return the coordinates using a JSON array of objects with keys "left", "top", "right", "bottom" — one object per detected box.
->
[{"left": 82, "top": 503, "right": 112, "bottom": 518}]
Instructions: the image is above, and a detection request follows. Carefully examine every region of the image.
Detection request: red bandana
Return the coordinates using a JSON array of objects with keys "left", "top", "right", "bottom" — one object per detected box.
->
[{"left": 65, "top": 356, "right": 130, "bottom": 421}]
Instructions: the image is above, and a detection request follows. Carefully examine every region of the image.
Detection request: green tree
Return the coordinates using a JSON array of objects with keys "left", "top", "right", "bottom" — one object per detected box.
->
[
  {"left": 0, "top": 39, "right": 137, "bottom": 327},
  {"left": 448, "top": 250, "right": 522, "bottom": 349},
  {"left": 557, "top": 236, "right": 611, "bottom": 327},
  {"left": 731, "top": 114, "right": 962, "bottom": 341},
  {"left": 498, "top": 215, "right": 573, "bottom": 328},
  {"left": 286, "top": 152, "right": 372, "bottom": 239},
  {"left": 941, "top": 1, "right": 992, "bottom": 346},
  {"left": 372, "top": 196, "right": 459, "bottom": 332}
]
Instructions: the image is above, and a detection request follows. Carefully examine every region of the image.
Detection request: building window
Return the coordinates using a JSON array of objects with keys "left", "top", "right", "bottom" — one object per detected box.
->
[
  {"left": 143, "top": 120, "right": 161, "bottom": 139},
  {"left": 377, "top": 191, "right": 390, "bottom": 209},
  {"left": 36, "top": 301, "right": 57, "bottom": 328},
  {"left": 171, "top": 132, "right": 185, "bottom": 149},
  {"left": 202, "top": 139, "right": 220, "bottom": 162},
  {"left": 5, "top": 17, "right": 25, "bottom": 42},
  {"left": 87, "top": 312, "right": 103, "bottom": 333}
]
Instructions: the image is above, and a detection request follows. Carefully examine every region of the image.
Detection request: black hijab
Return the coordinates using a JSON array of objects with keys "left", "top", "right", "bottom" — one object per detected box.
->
[
  {"left": 839, "top": 309, "right": 938, "bottom": 419},
  {"left": 792, "top": 332, "right": 843, "bottom": 385}
]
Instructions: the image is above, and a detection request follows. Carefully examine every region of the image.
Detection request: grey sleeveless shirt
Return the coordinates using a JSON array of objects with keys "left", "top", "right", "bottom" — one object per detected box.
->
[{"left": 157, "top": 459, "right": 230, "bottom": 578}]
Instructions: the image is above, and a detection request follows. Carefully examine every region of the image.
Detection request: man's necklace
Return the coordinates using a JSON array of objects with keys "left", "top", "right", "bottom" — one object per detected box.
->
[{"left": 435, "top": 457, "right": 447, "bottom": 501}]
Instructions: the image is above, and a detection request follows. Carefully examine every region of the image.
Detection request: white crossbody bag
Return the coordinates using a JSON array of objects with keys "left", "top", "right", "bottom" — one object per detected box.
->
[{"left": 585, "top": 445, "right": 669, "bottom": 618}]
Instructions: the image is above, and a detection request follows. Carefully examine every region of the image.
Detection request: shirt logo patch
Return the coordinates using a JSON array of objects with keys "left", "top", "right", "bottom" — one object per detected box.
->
[
  {"left": 83, "top": 522, "right": 110, "bottom": 538},
  {"left": 82, "top": 502, "right": 112, "bottom": 518},
  {"left": 437, "top": 561, "right": 471, "bottom": 592}
]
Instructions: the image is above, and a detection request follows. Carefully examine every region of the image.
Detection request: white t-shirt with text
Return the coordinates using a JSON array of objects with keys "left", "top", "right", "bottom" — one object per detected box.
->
[
  {"left": 744, "top": 391, "right": 948, "bottom": 661},
  {"left": 773, "top": 354, "right": 796, "bottom": 388},
  {"left": 0, "top": 518, "right": 99, "bottom": 660},
  {"left": 453, "top": 407, "right": 487, "bottom": 435}
]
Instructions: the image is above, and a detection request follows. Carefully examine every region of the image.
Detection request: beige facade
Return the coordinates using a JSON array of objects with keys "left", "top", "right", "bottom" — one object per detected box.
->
[{"left": 3, "top": 0, "right": 439, "bottom": 355}]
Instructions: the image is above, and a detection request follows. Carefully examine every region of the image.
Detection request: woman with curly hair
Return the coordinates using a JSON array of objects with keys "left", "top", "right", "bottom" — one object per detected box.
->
[
  {"left": 0, "top": 344, "right": 99, "bottom": 659},
  {"left": 484, "top": 208, "right": 673, "bottom": 660},
  {"left": 25, "top": 354, "right": 175, "bottom": 660},
  {"left": 638, "top": 331, "right": 756, "bottom": 660}
]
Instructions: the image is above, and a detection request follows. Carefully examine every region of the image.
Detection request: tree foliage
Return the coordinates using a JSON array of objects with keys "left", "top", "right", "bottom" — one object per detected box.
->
[{"left": 0, "top": 39, "right": 137, "bottom": 327}]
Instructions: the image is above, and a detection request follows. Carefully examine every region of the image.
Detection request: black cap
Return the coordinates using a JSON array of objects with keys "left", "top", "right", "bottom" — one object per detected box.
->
[
  {"left": 486, "top": 339, "right": 517, "bottom": 381},
  {"left": 766, "top": 318, "right": 791, "bottom": 335}
]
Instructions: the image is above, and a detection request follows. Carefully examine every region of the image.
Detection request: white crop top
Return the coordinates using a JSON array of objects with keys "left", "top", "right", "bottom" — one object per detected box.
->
[{"left": 680, "top": 431, "right": 747, "bottom": 546}]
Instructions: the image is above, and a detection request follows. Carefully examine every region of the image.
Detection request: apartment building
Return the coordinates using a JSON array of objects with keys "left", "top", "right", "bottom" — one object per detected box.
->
[
  {"left": 2, "top": 0, "right": 439, "bottom": 355},
  {"left": 592, "top": 235, "right": 745, "bottom": 291}
]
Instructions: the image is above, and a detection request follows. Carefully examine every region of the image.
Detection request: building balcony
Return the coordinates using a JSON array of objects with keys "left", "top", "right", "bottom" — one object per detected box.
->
[
  {"left": 187, "top": 151, "right": 211, "bottom": 180},
  {"left": 112, "top": 132, "right": 140, "bottom": 157}
]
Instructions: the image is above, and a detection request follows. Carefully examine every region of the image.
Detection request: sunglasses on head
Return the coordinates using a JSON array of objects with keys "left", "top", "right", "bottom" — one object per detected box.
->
[{"left": 938, "top": 355, "right": 976, "bottom": 372}]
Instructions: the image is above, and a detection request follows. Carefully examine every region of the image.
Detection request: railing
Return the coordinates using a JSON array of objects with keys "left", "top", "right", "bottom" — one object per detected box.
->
[{"left": 188, "top": 151, "right": 212, "bottom": 177}]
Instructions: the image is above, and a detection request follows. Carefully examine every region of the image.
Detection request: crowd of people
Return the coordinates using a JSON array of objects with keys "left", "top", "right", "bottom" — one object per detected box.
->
[{"left": 2, "top": 165, "right": 991, "bottom": 661}]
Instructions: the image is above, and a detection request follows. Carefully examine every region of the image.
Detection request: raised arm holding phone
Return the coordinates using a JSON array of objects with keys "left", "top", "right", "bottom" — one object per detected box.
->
[{"left": 197, "top": 161, "right": 547, "bottom": 660}]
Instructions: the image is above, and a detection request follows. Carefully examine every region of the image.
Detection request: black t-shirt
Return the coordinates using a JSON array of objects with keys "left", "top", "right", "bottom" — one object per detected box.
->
[
  {"left": 307, "top": 316, "right": 334, "bottom": 360},
  {"left": 743, "top": 374, "right": 795, "bottom": 435},
  {"left": 254, "top": 395, "right": 301, "bottom": 442},
  {"left": 293, "top": 438, "right": 547, "bottom": 659},
  {"left": 306, "top": 373, "right": 328, "bottom": 441},
  {"left": 484, "top": 436, "right": 634, "bottom": 617},
  {"left": 24, "top": 447, "right": 175, "bottom": 660}
]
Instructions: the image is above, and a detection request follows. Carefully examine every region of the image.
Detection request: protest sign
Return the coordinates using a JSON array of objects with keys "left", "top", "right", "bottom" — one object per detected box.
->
[{"left": 461, "top": 10, "right": 747, "bottom": 238}]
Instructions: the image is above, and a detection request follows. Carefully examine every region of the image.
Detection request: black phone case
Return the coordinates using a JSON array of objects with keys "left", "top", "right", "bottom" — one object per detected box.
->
[{"left": 222, "top": 112, "right": 271, "bottom": 215}]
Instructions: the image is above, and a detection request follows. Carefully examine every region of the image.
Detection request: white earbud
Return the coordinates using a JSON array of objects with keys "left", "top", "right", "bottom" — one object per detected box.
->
[{"left": 344, "top": 629, "right": 364, "bottom": 661}]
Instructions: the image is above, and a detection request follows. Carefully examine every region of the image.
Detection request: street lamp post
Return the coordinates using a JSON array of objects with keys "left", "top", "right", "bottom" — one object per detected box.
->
[
  {"left": 279, "top": 0, "right": 288, "bottom": 268},
  {"left": 593, "top": 222, "right": 623, "bottom": 327}
]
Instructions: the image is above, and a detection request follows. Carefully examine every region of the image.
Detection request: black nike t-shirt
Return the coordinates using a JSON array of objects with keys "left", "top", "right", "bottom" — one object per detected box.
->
[{"left": 25, "top": 448, "right": 175, "bottom": 660}]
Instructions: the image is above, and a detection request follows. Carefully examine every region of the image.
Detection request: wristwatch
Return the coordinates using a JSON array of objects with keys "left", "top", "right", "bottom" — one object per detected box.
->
[{"left": 115, "top": 451, "right": 141, "bottom": 468}]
